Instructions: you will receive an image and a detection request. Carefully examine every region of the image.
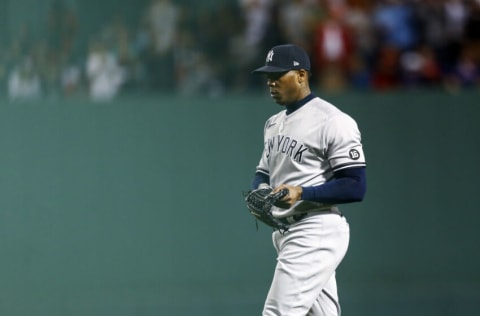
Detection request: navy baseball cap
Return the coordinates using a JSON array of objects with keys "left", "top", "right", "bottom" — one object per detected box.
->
[{"left": 252, "top": 44, "right": 311, "bottom": 74}]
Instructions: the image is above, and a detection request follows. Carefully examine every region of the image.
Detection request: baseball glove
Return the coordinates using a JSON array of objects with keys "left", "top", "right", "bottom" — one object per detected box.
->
[{"left": 245, "top": 188, "right": 290, "bottom": 232}]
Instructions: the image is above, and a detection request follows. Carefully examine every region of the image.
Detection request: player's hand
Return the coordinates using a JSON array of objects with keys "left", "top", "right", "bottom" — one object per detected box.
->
[{"left": 272, "top": 184, "right": 303, "bottom": 209}]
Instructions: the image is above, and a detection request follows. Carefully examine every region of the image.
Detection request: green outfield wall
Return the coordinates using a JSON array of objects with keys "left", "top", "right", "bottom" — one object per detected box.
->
[{"left": 0, "top": 90, "right": 479, "bottom": 315}]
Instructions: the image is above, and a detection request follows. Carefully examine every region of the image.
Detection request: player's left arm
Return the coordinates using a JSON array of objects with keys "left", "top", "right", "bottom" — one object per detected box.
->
[{"left": 272, "top": 166, "right": 366, "bottom": 207}]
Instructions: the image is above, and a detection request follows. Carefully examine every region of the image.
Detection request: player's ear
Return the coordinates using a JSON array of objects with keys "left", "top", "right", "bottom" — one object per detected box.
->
[{"left": 297, "top": 70, "right": 307, "bottom": 83}]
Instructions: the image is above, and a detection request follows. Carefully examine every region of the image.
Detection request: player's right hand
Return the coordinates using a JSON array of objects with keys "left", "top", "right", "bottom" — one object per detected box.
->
[{"left": 272, "top": 185, "right": 302, "bottom": 208}]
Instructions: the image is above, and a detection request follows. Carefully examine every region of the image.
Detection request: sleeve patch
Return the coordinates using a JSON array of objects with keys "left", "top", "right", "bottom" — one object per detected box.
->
[{"left": 349, "top": 149, "right": 361, "bottom": 160}]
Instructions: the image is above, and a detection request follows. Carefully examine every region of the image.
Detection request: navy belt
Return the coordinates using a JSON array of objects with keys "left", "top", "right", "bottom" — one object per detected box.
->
[{"left": 278, "top": 207, "right": 343, "bottom": 226}]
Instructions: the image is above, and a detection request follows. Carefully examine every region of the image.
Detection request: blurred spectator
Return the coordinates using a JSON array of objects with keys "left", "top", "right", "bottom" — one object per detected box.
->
[
  {"left": 228, "top": 0, "right": 279, "bottom": 91},
  {"left": 277, "top": 0, "right": 317, "bottom": 49},
  {"left": 5, "top": 23, "right": 32, "bottom": 68},
  {"left": 444, "top": 0, "right": 468, "bottom": 41},
  {"left": 311, "top": 3, "right": 355, "bottom": 92},
  {"left": 464, "top": 0, "right": 480, "bottom": 65},
  {"left": 414, "top": 0, "right": 452, "bottom": 76},
  {"left": 8, "top": 56, "right": 42, "bottom": 102},
  {"left": 30, "top": 39, "right": 62, "bottom": 100},
  {"left": 190, "top": 4, "right": 240, "bottom": 93},
  {"left": 232, "top": 0, "right": 274, "bottom": 90},
  {"left": 371, "top": 45, "right": 401, "bottom": 90},
  {"left": 444, "top": 45, "right": 480, "bottom": 91},
  {"left": 60, "top": 61, "right": 82, "bottom": 97},
  {"left": 414, "top": 0, "right": 446, "bottom": 51},
  {"left": 239, "top": 0, "right": 274, "bottom": 54},
  {"left": 344, "top": 0, "right": 376, "bottom": 67},
  {"left": 399, "top": 44, "right": 442, "bottom": 88},
  {"left": 348, "top": 52, "right": 372, "bottom": 90},
  {"left": 174, "top": 29, "right": 223, "bottom": 97},
  {"left": 142, "top": 0, "right": 179, "bottom": 91},
  {"left": 46, "top": 0, "right": 78, "bottom": 62},
  {"left": 442, "top": 0, "right": 468, "bottom": 72},
  {"left": 99, "top": 13, "right": 141, "bottom": 92},
  {"left": 86, "top": 40, "right": 126, "bottom": 102},
  {"left": 127, "top": 21, "right": 151, "bottom": 90},
  {"left": 1, "top": 23, "right": 32, "bottom": 98},
  {"left": 372, "top": 0, "right": 417, "bottom": 51}
]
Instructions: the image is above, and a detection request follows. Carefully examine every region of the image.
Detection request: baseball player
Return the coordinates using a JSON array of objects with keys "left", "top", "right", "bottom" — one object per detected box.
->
[{"left": 249, "top": 44, "right": 367, "bottom": 316}]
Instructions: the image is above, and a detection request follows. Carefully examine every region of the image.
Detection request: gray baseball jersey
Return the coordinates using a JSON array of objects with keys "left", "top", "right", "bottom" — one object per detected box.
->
[{"left": 255, "top": 96, "right": 366, "bottom": 218}]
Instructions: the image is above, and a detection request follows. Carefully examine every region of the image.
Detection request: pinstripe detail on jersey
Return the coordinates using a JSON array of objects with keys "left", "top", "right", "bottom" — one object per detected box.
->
[
  {"left": 332, "top": 162, "right": 366, "bottom": 172},
  {"left": 256, "top": 168, "right": 270, "bottom": 176},
  {"left": 322, "top": 289, "right": 341, "bottom": 316}
]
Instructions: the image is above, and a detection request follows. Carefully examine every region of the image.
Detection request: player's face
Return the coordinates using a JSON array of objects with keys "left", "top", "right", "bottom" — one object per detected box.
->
[{"left": 266, "top": 70, "right": 305, "bottom": 105}]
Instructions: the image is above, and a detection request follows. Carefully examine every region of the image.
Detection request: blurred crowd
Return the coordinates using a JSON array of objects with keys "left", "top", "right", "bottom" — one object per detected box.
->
[{"left": 1, "top": 0, "right": 480, "bottom": 102}]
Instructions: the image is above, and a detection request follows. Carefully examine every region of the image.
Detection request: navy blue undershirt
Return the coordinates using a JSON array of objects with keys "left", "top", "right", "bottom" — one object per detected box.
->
[
  {"left": 252, "top": 93, "right": 366, "bottom": 204},
  {"left": 251, "top": 167, "right": 366, "bottom": 204},
  {"left": 285, "top": 93, "right": 315, "bottom": 115}
]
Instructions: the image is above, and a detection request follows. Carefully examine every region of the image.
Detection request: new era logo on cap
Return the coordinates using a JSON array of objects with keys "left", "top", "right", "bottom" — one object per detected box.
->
[{"left": 253, "top": 44, "right": 311, "bottom": 74}]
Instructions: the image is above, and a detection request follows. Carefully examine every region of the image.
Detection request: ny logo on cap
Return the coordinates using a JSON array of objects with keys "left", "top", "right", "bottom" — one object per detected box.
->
[{"left": 266, "top": 50, "right": 274, "bottom": 63}]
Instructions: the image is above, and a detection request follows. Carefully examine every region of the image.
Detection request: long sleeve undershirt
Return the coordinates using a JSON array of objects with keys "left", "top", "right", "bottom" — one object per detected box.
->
[{"left": 251, "top": 167, "right": 366, "bottom": 204}]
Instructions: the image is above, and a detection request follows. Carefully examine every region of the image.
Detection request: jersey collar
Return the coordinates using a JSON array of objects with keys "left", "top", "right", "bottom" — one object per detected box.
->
[{"left": 285, "top": 93, "right": 315, "bottom": 115}]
